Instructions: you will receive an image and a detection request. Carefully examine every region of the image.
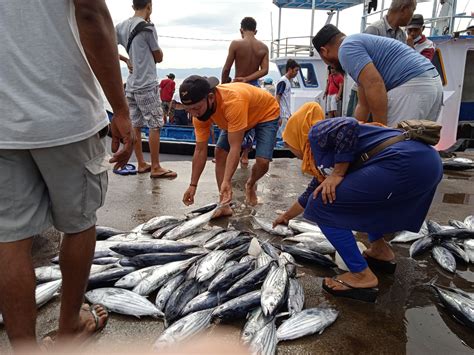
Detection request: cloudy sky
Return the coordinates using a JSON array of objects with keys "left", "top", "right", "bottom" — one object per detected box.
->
[{"left": 105, "top": 0, "right": 471, "bottom": 69}]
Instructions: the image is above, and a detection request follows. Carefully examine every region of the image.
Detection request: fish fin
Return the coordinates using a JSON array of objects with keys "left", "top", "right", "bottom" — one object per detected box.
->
[
  {"left": 248, "top": 237, "right": 262, "bottom": 257},
  {"left": 423, "top": 276, "right": 439, "bottom": 288},
  {"left": 275, "top": 312, "right": 290, "bottom": 318}
]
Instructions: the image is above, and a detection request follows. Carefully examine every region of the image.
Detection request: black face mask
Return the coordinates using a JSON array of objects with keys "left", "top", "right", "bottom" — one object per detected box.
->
[{"left": 196, "top": 97, "right": 215, "bottom": 121}]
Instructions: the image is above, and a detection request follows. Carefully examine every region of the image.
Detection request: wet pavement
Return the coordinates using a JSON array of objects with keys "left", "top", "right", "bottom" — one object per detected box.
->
[{"left": 1, "top": 150, "right": 473, "bottom": 354}]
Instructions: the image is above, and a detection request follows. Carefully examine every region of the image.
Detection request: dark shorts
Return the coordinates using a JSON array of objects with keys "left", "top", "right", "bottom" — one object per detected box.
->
[{"left": 216, "top": 118, "right": 279, "bottom": 160}]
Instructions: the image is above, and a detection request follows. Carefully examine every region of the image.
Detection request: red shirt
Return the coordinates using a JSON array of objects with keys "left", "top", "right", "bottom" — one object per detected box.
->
[
  {"left": 159, "top": 78, "right": 175, "bottom": 102},
  {"left": 327, "top": 73, "right": 344, "bottom": 95}
]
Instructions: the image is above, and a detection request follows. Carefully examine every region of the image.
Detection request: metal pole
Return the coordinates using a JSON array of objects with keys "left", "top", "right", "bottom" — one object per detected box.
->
[
  {"left": 360, "top": 1, "right": 367, "bottom": 32},
  {"left": 336, "top": 10, "right": 340, "bottom": 27},
  {"left": 380, "top": 0, "right": 385, "bottom": 19},
  {"left": 450, "top": 0, "right": 458, "bottom": 34},
  {"left": 431, "top": 0, "right": 438, "bottom": 36},
  {"left": 277, "top": 7, "right": 282, "bottom": 57},
  {"left": 270, "top": 11, "right": 274, "bottom": 59},
  {"left": 310, "top": 0, "right": 316, "bottom": 50}
]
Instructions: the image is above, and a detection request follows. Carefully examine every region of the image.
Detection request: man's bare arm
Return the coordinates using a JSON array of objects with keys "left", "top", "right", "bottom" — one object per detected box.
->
[
  {"left": 222, "top": 41, "right": 237, "bottom": 83},
  {"left": 357, "top": 63, "right": 388, "bottom": 124},
  {"left": 153, "top": 49, "right": 163, "bottom": 63},
  {"left": 75, "top": 0, "right": 127, "bottom": 114},
  {"left": 354, "top": 86, "right": 370, "bottom": 121}
]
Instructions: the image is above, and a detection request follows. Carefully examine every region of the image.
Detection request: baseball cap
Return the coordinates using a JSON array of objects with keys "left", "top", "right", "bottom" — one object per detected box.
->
[
  {"left": 407, "top": 14, "right": 424, "bottom": 29},
  {"left": 263, "top": 77, "right": 273, "bottom": 84},
  {"left": 179, "top": 75, "right": 219, "bottom": 105},
  {"left": 312, "top": 24, "right": 342, "bottom": 52},
  {"left": 167, "top": 73, "right": 175, "bottom": 79}
]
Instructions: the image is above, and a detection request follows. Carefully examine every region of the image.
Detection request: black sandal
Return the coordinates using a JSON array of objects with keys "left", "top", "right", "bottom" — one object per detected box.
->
[
  {"left": 322, "top": 277, "right": 379, "bottom": 303},
  {"left": 363, "top": 254, "right": 397, "bottom": 274}
]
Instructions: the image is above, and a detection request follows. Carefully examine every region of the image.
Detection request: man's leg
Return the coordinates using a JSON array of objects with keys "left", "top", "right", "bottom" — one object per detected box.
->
[
  {"left": 245, "top": 157, "right": 269, "bottom": 206},
  {"left": 0, "top": 238, "right": 38, "bottom": 352},
  {"left": 133, "top": 127, "right": 150, "bottom": 172}
]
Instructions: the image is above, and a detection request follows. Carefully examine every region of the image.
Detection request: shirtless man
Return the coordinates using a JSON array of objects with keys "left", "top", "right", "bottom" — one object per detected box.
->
[{"left": 221, "top": 17, "right": 269, "bottom": 165}]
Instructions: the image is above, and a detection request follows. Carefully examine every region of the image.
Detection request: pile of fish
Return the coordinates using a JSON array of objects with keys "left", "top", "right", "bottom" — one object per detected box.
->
[
  {"left": 30, "top": 204, "right": 340, "bottom": 352},
  {"left": 391, "top": 215, "right": 474, "bottom": 273},
  {"left": 392, "top": 216, "right": 474, "bottom": 330}
]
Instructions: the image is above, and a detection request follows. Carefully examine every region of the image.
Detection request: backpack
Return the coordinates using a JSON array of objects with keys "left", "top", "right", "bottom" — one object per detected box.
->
[
  {"left": 126, "top": 21, "right": 154, "bottom": 53},
  {"left": 397, "top": 119, "right": 441, "bottom": 146}
]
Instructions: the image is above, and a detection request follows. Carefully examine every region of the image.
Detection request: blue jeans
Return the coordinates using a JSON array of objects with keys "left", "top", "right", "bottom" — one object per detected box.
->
[{"left": 216, "top": 118, "right": 279, "bottom": 160}]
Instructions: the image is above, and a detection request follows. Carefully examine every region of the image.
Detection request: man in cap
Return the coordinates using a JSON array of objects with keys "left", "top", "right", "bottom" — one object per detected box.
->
[
  {"left": 312, "top": 24, "right": 443, "bottom": 126},
  {"left": 160, "top": 73, "right": 176, "bottom": 123},
  {"left": 407, "top": 14, "right": 435, "bottom": 61},
  {"left": 180, "top": 76, "right": 280, "bottom": 214}
]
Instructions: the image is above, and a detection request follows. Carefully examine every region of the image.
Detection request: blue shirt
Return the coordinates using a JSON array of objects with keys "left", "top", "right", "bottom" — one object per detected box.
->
[
  {"left": 298, "top": 117, "right": 401, "bottom": 207},
  {"left": 339, "top": 34, "right": 434, "bottom": 91}
]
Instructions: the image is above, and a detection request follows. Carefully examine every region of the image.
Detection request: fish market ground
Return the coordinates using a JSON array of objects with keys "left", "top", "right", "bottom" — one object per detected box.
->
[{"left": 1, "top": 151, "right": 473, "bottom": 354}]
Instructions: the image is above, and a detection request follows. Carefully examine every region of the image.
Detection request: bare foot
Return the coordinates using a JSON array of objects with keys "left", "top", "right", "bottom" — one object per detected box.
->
[
  {"left": 240, "top": 156, "right": 249, "bottom": 167},
  {"left": 212, "top": 205, "right": 233, "bottom": 219},
  {"left": 324, "top": 270, "right": 378, "bottom": 291},
  {"left": 138, "top": 163, "right": 151, "bottom": 173},
  {"left": 245, "top": 183, "right": 258, "bottom": 206},
  {"left": 364, "top": 239, "right": 395, "bottom": 262}
]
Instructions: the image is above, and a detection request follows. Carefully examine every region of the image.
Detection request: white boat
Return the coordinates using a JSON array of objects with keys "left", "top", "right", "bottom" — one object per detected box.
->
[{"left": 271, "top": 0, "right": 474, "bottom": 151}]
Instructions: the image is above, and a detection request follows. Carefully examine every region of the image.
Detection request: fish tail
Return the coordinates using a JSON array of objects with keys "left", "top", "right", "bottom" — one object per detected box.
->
[
  {"left": 423, "top": 276, "right": 439, "bottom": 288},
  {"left": 248, "top": 237, "right": 262, "bottom": 257}
]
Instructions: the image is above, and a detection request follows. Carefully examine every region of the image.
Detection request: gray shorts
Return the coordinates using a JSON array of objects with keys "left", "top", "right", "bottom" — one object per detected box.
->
[
  {"left": 126, "top": 85, "right": 164, "bottom": 129},
  {"left": 0, "top": 133, "right": 109, "bottom": 242}
]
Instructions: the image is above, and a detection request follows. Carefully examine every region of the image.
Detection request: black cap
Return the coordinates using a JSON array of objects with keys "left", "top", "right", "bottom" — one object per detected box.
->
[
  {"left": 312, "top": 24, "right": 342, "bottom": 52},
  {"left": 407, "top": 14, "right": 424, "bottom": 29},
  {"left": 179, "top": 75, "right": 219, "bottom": 105},
  {"left": 167, "top": 73, "right": 175, "bottom": 79}
]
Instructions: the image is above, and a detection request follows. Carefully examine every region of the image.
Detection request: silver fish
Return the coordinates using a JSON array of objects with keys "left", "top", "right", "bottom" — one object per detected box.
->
[
  {"left": 279, "top": 252, "right": 298, "bottom": 277},
  {"left": 208, "top": 260, "right": 255, "bottom": 292},
  {"left": 164, "top": 279, "right": 200, "bottom": 324},
  {"left": 204, "top": 230, "right": 242, "bottom": 250},
  {"left": 181, "top": 291, "right": 226, "bottom": 316},
  {"left": 110, "top": 240, "right": 191, "bottom": 257},
  {"left": 260, "top": 241, "right": 281, "bottom": 260},
  {"left": 409, "top": 236, "right": 434, "bottom": 258},
  {"left": 152, "top": 309, "right": 213, "bottom": 350},
  {"left": 35, "top": 265, "right": 62, "bottom": 283},
  {"left": 226, "top": 263, "right": 273, "bottom": 298},
  {"left": 283, "top": 232, "right": 328, "bottom": 244},
  {"left": 240, "top": 255, "right": 256, "bottom": 263},
  {"left": 130, "top": 223, "right": 145, "bottom": 233},
  {"left": 155, "top": 273, "right": 185, "bottom": 312},
  {"left": 464, "top": 215, "right": 474, "bottom": 231},
  {"left": 288, "top": 219, "right": 321, "bottom": 234},
  {"left": 253, "top": 217, "right": 293, "bottom": 237},
  {"left": 441, "top": 241, "right": 470, "bottom": 264},
  {"left": 432, "top": 246, "right": 456, "bottom": 273},
  {"left": 276, "top": 308, "right": 339, "bottom": 341},
  {"left": 287, "top": 278, "right": 305, "bottom": 315},
  {"left": 429, "top": 280, "right": 474, "bottom": 329},
  {"left": 261, "top": 265, "right": 288, "bottom": 316},
  {"left": 449, "top": 219, "right": 469, "bottom": 229},
  {"left": 179, "top": 228, "right": 225, "bottom": 246},
  {"left": 133, "top": 256, "right": 200, "bottom": 296},
  {"left": 419, "top": 220, "right": 429, "bottom": 236},
  {"left": 390, "top": 231, "right": 424, "bottom": 244},
  {"left": 195, "top": 250, "right": 229, "bottom": 282},
  {"left": 212, "top": 290, "right": 262, "bottom": 319},
  {"left": 115, "top": 265, "right": 160, "bottom": 289},
  {"left": 107, "top": 232, "right": 154, "bottom": 242},
  {"left": 85, "top": 287, "right": 163, "bottom": 318},
  {"left": 142, "top": 216, "right": 183, "bottom": 232},
  {"left": 241, "top": 308, "right": 273, "bottom": 345},
  {"left": 257, "top": 252, "right": 274, "bottom": 269},
  {"left": 295, "top": 241, "right": 335, "bottom": 255},
  {"left": 463, "top": 239, "right": 474, "bottom": 263},
  {"left": 163, "top": 207, "right": 218, "bottom": 240},
  {"left": 249, "top": 318, "right": 277, "bottom": 355}
]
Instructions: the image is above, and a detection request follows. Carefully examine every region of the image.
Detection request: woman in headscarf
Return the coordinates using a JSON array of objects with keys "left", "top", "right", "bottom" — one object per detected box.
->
[{"left": 274, "top": 106, "right": 442, "bottom": 302}]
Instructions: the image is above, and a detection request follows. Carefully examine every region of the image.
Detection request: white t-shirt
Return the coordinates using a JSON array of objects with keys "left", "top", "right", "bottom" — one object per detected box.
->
[
  {"left": 276, "top": 76, "right": 292, "bottom": 118},
  {"left": 0, "top": 0, "right": 108, "bottom": 149}
]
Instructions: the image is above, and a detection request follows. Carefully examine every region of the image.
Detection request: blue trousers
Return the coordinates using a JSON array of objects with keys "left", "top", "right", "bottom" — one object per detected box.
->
[{"left": 319, "top": 224, "right": 384, "bottom": 273}]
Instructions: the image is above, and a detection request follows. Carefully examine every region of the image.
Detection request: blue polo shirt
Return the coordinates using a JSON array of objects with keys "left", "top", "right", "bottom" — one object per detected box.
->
[{"left": 339, "top": 33, "right": 434, "bottom": 91}]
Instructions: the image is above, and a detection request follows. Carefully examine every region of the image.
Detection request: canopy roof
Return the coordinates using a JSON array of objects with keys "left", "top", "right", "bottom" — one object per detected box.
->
[{"left": 273, "top": 0, "right": 363, "bottom": 11}]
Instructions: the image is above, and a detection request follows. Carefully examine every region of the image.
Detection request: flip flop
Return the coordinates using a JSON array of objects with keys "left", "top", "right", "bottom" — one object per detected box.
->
[
  {"left": 138, "top": 165, "right": 151, "bottom": 174},
  {"left": 150, "top": 170, "right": 177, "bottom": 179},
  {"left": 113, "top": 163, "right": 137, "bottom": 176},
  {"left": 322, "top": 277, "right": 378, "bottom": 303},
  {"left": 41, "top": 303, "right": 109, "bottom": 346},
  {"left": 363, "top": 254, "right": 397, "bottom": 274}
]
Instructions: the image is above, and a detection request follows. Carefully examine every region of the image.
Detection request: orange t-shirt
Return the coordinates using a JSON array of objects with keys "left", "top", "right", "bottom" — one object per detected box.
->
[{"left": 193, "top": 83, "right": 280, "bottom": 142}]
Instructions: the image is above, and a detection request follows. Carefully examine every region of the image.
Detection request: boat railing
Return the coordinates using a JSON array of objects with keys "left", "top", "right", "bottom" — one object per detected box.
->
[{"left": 271, "top": 36, "right": 315, "bottom": 59}]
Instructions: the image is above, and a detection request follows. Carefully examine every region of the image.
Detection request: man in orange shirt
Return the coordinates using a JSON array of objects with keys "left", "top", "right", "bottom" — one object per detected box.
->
[{"left": 180, "top": 76, "right": 280, "bottom": 215}]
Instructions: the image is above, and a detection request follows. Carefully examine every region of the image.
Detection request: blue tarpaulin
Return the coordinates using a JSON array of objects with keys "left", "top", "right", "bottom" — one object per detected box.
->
[{"left": 273, "top": 0, "right": 363, "bottom": 11}]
